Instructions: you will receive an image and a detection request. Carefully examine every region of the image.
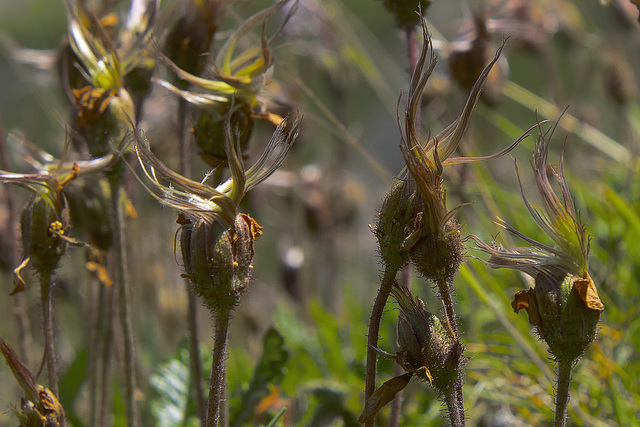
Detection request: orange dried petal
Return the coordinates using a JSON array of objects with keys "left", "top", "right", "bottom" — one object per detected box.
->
[
  {"left": 573, "top": 272, "right": 604, "bottom": 311},
  {"left": 512, "top": 288, "right": 541, "bottom": 326}
]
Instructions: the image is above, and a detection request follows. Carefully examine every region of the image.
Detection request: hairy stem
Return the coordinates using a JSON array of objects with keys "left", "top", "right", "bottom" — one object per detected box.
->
[
  {"left": 207, "top": 309, "right": 231, "bottom": 427},
  {"left": 388, "top": 266, "right": 411, "bottom": 427},
  {"left": 0, "top": 121, "right": 32, "bottom": 364},
  {"left": 444, "top": 387, "right": 463, "bottom": 427},
  {"left": 554, "top": 359, "right": 573, "bottom": 427},
  {"left": 109, "top": 175, "right": 138, "bottom": 427},
  {"left": 40, "top": 269, "right": 59, "bottom": 397},
  {"left": 437, "top": 280, "right": 458, "bottom": 338},
  {"left": 364, "top": 266, "right": 399, "bottom": 427},
  {"left": 437, "top": 279, "right": 465, "bottom": 425}
]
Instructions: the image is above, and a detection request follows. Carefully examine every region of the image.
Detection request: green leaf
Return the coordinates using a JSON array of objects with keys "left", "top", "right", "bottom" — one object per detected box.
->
[
  {"left": 58, "top": 348, "right": 87, "bottom": 426},
  {"left": 113, "top": 382, "right": 126, "bottom": 427},
  {"left": 231, "top": 327, "right": 289, "bottom": 427}
]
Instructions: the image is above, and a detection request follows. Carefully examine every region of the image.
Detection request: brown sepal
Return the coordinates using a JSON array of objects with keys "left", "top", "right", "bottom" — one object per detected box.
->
[
  {"left": 573, "top": 272, "right": 604, "bottom": 311},
  {"left": 512, "top": 288, "right": 541, "bottom": 326}
]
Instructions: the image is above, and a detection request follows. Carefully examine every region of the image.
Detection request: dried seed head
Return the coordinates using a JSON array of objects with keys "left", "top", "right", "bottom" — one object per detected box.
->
[
  {"left": 163, "top": 0, "right": 221, "bottom": 83},
  {"left": 20, "top": 194, "right": 70, "bottom": 276},
  {"left": 375, "top": 180, "right": 419, "bottom": 271},
  {"left": 392, "top": 284, "right": 462, "bottom": 393},
  {"left": 472, "top": 122, "right": 603, "bottom": 364},
  {"left": 0, "top": 337, "right": 66, "bottom": 426},
  {"left": 180, "top": 213, "right": 262, "bottom": 313},
  {"left": 513, "top": 271, "right": 602, "bottom": 364},
  {"left": 66, "top": 178, "right": 113, "bottom": 251},
  {"left": 387, "top": 21, "right": 525, "bottom": 282},
  {"left": 408, "top": 218, "right": 464, "bottom": 283},
  {"left": 195, "top": 104, "right": 254, "bottom": 167}
]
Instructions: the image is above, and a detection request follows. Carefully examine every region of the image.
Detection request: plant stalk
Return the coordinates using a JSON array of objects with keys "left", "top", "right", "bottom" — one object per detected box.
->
[
  {"left": 388, "top": 265, "right": 411, "bottom": 427},
  {"left": 436, "top": 278, "right": 465, "bottom": 426},
  {"left": 40, "top": 269, "right": 59, "bottom": 397},
  {"left": 364, "top": 265, "right": 399, "bottom": 427},
  {"left": 178, "top": 98, "right": 207, "bottom": 424},
  {"left": 109, "top": 174, "right": 138, "bottom": 427},
  {"left": 0, "top": 121, "right": 32, "bottom": 364},
  {"left": 99, "top": 283, "right": 115, "bottom": 427},
  {"left": 554, "top": 359, "right": 573, "bottom": 427},
  {"left": 444, "top": 387, "right": 463, "bottom": 427},
  {"left": 207, "top": 309, "right": 231, "bottom": 427},
  {"left": 88, "top": 276, "right": 105, "bottom": 426}
]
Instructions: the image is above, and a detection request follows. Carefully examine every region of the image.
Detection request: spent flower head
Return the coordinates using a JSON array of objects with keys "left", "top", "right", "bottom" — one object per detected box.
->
[
  {"left": 376, "top": 19, "right": 531, "bottom": 281},
  {"left": 359, "top": 283, "right": 461, "bottom": 424},
  {"left": 471, "top": 122, "right": 603, "bottom": 363},
  {"left": 63, "top": 0, "right": 156, "bottom": 92},
  {"left": 156, "top": 1, "right": 295, "bottom": 165},
  {"left": 135, "top": 112, "right": 300, "bottom": 311},
  {"left": 156, "top": 0, "right": 293, "bottom": 119},
  {"left": 135, "top": 111, "right": 301, "bottom": 228},
  {"left": 0, "top": 337, "right": 65, "bottom": 426},
  {"left": 1, "top": 135, "right": 128, "bottom": 291}
]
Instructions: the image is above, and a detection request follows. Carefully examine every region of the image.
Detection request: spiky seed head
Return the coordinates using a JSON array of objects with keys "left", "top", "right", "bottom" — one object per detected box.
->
[
  {"left": 20, "top": 194, "right": 70, "bottom": 276},
  {"left": 392, "top": 283, "right": 463, "bottom": 394}
]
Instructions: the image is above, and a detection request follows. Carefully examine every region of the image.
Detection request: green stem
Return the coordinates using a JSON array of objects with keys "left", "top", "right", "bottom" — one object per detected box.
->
[
  {"left": 40, "top": 269, "right": 59, "bottom": 397},
  {"left": 207, "top": 309, "right": 231, "bottom": 427},
  {"left": 364, "top": 266, "right": 398, "bottom": 427},
  {"left": 109, "top": 175, "right": 138, "bottom": 427},
  {"left": 554, "top": 359, "right": 573, "bottom": 427},
  {"left": 99, "top": 283, "right": 115, "bottom": 427},
  {"left": 444, "top": 387, "right": 463, "bottom": 427},
  {"left": 388, "top": 265, "right": 411, "bottom": 427},
  {"left": 436, "top": 279, "right": 465, "bottom": 425},
  {"left": 178, "top": 98, "right": 207, "bottom": 425}
]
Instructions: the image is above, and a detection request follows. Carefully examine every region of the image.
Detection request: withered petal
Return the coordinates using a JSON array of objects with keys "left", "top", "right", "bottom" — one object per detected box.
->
[
  {"left": 512, "top": 288, "right": 541, "bottom": 326},
  {"left": 572, "top": 272, "right": 604, "bottom": 311}
]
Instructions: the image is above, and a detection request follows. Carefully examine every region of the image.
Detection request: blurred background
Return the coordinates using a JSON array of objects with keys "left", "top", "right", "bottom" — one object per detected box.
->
[{"left": 0, "top": 0, "right": 639, "bottom": 425}]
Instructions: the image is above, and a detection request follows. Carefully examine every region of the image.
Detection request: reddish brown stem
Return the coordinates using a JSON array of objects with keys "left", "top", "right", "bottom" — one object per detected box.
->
[{"left": 364, "top": 266, "right": 399, "bottom": 427}]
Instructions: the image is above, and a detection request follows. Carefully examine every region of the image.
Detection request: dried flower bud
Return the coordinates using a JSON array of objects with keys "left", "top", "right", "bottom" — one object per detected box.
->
[
  {"left": 66, "top": 178, "right": 113, "bottom": 251},
  {"left": 0, "top": 337, "right": 65, "bottom": 426},
  {"left": 20, "top": 195, "right": 70, "bottom": 276},
  {"left": 163, "top": 1, "right": 220, "bottom": 84},
  {"left": 392, "top": 284, "right": 462, "bottom": 393},
  {"left": 375, "top": 180, "right": 419, "bottom": 271},
  {"left": 407, "top": 217, "right": 464, "bottom": 284},
  {"left": 180, "top": 213, "right": 262, "bottom": 313},
  {"left": 513, "top": 271, "right": 602, "bottom": 364},
  {"left": 195, "top": 104, "right": 254, "bottom": 167},
  {"left": 472, "top": 122, "right": 604, "bottom": 364}
]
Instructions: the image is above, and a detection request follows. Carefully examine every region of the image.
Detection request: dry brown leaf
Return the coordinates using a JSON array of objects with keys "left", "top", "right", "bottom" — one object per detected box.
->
[
  {"left": 358, "top": 372, "right": 413, "bottom": 424},
  {"left": 573, "top": 272, "right": 604, "bottom": 311}
]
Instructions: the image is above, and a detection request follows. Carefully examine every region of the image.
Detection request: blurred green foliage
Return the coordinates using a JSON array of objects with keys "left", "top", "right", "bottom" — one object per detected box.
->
[{"left": 1, "top": 0, "right": 639, "bottom": 426}]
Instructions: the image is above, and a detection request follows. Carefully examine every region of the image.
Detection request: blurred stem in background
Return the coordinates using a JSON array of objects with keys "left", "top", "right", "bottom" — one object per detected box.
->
[{"left": 0, "top": 120, "right": 32, "bottom": 367}]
